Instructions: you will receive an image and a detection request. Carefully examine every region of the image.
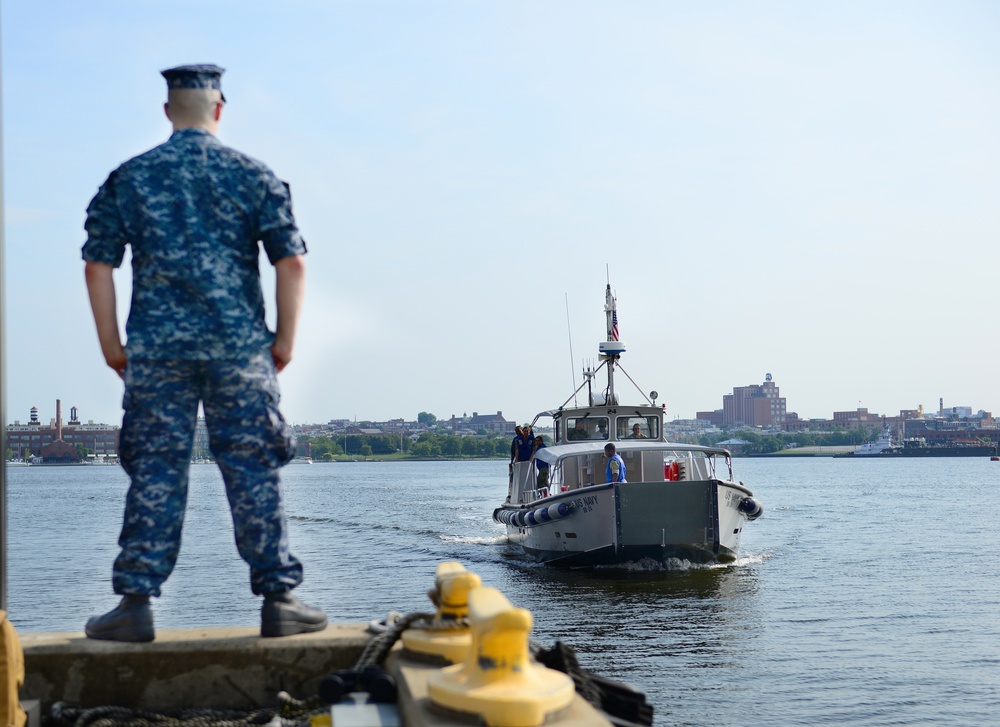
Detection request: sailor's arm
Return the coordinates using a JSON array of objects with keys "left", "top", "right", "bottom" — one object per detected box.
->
[
  {"left": 271, "top": 253, "right": 306, "bottom": 372},
  {"left": 84, "top": 261, "right": 127, "bottom": 379}
]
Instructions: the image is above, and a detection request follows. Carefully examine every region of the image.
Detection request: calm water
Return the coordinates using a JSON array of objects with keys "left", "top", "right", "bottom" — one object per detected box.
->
[{"left": 5, "top": 457, "right": 1000, "bottom": 725}]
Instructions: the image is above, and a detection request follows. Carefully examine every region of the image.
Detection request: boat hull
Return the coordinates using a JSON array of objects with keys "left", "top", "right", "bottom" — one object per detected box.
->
[{"left": 495, "top": 479, "right": 754, "bottom": 567}]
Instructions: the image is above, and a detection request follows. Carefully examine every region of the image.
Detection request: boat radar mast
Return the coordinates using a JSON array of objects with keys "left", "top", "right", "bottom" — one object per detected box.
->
[{"left": 596, "top": 284, "right": 626, "bottom": 405}]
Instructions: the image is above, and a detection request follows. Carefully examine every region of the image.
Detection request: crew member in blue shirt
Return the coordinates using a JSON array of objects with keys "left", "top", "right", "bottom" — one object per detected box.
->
[
  {"left": 605, "top": 443, "right": 627, "bottom": 483},
  {"left": 514, "top": 424, "right": 535, "bottom": 463},
  {"left": 82, "top": 64, "right": 326, "bottom": 642}
]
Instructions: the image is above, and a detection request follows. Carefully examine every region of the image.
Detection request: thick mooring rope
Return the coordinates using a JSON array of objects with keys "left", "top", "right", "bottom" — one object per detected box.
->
[{"left": 50, "top": 691, "right": 323, "bottom": 727}]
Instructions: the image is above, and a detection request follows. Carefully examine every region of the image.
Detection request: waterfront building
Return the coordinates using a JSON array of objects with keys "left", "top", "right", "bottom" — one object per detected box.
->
[
  {"left": 695, "top": 410, "right": 724, "bottom": 427},
  {"left": 6, "top": 400, "right": 119, "bottom": 462},
  {"left": 905, "top": 415, "right": 997, "bottom": 446},
  {"left": 448, "top": 410, "right": 515, "bottom": 434}
]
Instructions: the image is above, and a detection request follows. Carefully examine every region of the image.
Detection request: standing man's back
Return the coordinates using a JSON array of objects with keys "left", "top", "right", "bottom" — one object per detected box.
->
[{"left": 82, "top": 64, "right": 327, "bottom": 642}]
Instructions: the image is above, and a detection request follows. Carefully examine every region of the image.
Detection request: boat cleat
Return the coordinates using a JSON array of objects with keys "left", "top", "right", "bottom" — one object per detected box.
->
[
  {"left": 426, "top": 586, "right": 575, "bottom": 727},
  {"left": 400, "top": 561, "right": 481, "bottom": 663}
]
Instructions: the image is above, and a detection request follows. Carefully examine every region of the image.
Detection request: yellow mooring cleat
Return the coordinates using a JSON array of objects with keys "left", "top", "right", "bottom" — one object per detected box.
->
[
  {"left": 426, "top": 586, "right": 575, "bottom": 727},
  {"left": 401, "top": 561, "right": 481, "bottom": 664}
]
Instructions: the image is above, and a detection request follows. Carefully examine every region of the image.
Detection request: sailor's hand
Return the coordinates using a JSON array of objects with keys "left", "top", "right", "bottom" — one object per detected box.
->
[
  {"left": 271, "top": 339, "right": 293, "bottom": 372},
  {"left": 103, "top": 344, "right": 127, "bottom": 380}
]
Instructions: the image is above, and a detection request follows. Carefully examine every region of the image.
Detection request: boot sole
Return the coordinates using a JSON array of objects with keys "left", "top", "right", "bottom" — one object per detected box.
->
[
  {"left": 85, "top": 625, "right": 155, "bottom": 642},
  {"left": 260, "top": 618, "right": 328, "bottom": 638}
]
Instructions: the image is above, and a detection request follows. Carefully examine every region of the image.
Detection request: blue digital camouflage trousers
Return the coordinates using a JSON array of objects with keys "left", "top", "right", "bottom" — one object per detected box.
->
[{"left": 114, "top": 352, "right": 303, "bottom": 597}]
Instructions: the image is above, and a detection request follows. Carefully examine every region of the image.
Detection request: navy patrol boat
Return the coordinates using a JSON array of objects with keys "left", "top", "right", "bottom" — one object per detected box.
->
[{"left": 494, "top": 285, "right": 763, "bottom": 566}]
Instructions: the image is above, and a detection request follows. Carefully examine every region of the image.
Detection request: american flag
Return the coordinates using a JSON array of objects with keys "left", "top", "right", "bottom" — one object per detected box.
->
[{"left": 612, "top": 310, "right": 619, "bottom": 341}]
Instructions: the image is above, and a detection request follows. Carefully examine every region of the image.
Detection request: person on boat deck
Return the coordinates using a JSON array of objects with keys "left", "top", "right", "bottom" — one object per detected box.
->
[
  {"left": 508, "top": 425, "right": 523, "bottom": 485},
  {"left": 530, "top": 436, "right": 549, "bottom": 489},
  {"left": 81, "top": 64, "right": 326, "bottom": 643},
  {"left": 597, "top": 420, "right": 609, "bottom": 439},
  {"left": 629, "top": 423, "right": 647, "bottom": 439},
  {"left": 510, "top": 425, "right": 523, "bottom": 461},
  {"left": 569, "top": 421, "right": 588, "bottom": 440},
  {"left": 513, "top": 424, "right": 534, "bottom": 463},
  {"left": 605, "top": 443, "right": 627, "bottom": 483}
]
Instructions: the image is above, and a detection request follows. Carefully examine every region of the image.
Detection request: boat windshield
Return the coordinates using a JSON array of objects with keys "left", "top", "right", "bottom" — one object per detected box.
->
[
  {"left": 565, "top": 416, "right": 610, "bottom": 441},
  {"left": 617, "top": 416, "right": 660, "bottom": 440}
]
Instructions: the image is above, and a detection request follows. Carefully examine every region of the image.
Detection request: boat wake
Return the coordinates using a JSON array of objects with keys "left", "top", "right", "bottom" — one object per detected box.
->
[
  {"left": 439, "top": 534, "right": 509, "bottom": 545},
  {"left": 596, "top": 557, "right": 723, "bottom": 573},
  {"left": 594, "top": 552, "right": 771, "bottom": 572}
]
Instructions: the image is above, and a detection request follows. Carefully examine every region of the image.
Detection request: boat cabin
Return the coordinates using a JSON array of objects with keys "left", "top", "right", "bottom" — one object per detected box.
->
[
  {"left": 509, "top": 439, "right": 734, "bottom": 506},
  {"left": 548, "top": 405, "right": 666, "bottom": 444}
]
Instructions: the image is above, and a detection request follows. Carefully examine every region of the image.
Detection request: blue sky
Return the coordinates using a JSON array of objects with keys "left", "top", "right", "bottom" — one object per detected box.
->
[{"left": 3, "top": 1, "right": 998, "bottom": 428}]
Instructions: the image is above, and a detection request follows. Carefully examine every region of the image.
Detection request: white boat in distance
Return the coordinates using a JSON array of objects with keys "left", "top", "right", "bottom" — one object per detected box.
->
[
  {"left": 493, "top": 284, "right": 763, "bottom": 566},
  {"left": 841, "top": 425, "right": 894, "bottom": 456}
]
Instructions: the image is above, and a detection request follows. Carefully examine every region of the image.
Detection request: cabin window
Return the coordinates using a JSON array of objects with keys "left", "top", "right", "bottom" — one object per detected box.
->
[
  {"left": 566, "top": 416, "right": 610, "bottom": 441},
  {"left": 619, "top": 416, "right": 660, "bottom": 440}
]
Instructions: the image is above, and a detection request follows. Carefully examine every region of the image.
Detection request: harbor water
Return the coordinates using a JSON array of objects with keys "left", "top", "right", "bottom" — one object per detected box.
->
[{"left": 6, "top": 457, "right": 999, "bottom": 725}]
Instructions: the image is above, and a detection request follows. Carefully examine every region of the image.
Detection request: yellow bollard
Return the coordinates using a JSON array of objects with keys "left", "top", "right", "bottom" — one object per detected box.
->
[
  {"left": 0, "top": 611, "right": 26, "bottom": 727},
  {"left": 426, "top": 587, "right": 574, "bottom": 727},
  {"left": 400, "top": 562, "right": 481, "bottom": 663}
]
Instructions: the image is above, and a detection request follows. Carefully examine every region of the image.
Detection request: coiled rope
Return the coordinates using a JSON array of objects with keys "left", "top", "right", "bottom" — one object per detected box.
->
[{"left": 50, "top": 691, "right": 322, "bottom": 727}]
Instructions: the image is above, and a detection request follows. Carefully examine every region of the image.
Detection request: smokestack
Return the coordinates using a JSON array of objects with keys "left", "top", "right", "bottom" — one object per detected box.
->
[{"left": 56, "top": 399, "right": 63, "bottom": 441}]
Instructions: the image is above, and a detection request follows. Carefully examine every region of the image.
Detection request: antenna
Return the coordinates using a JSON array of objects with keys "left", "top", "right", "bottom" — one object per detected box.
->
[{"left": 564, "top": 293, "right": 578, "bottom": 406}]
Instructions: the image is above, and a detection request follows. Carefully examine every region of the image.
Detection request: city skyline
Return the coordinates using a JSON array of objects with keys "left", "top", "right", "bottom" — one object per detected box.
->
[
  {"left": 4, "top": 2, "right": 998, "bottom": 428},
  {"left": 8, "top": 378, "right": 991, "bottom": 430}
]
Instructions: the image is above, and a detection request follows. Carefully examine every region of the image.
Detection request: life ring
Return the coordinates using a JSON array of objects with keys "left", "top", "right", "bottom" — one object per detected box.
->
[{"left": 665, "top": 461, "right": 680, "bottom": 481}]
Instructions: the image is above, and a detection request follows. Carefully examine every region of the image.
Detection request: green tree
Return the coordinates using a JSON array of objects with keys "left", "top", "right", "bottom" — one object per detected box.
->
[
  {"left": 418, "top": 411, "right": 437, "bottom": 427},
  {"left": 367, "top": 435, "right": 397, "bottom": 455},
  {"left": 482, "top": 438, "right": 503, "bottom": 457},
  {"left": 411, "top": 441, "right": 437, "bottom": 457},
  {"left": 301, "top": 435, "right": 343, "bottom": 460}
]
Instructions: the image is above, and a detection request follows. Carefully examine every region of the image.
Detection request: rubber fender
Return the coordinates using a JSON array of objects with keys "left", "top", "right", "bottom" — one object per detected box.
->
[
  {"left": 546, "top": 502, "right": 572, "bottom": 521},
  {"left": 738, "top": 497, "right": 763, "bottom": 521}
]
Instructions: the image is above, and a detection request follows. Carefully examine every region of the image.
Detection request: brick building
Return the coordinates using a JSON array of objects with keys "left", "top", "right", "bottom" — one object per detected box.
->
[
  {"left": 721, "top": 374, "right": 788, "bottom": 428},
  {"left": 6, "top": 400, "right": 119, "bottom": 462}
]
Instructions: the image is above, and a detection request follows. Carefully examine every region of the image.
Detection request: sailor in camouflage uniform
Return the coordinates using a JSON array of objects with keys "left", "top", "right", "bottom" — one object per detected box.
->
[{"left": 82, "top": 64, "right": 327, "bottom": 642}]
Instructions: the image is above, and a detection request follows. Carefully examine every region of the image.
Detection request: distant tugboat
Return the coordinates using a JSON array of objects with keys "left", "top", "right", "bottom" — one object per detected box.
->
[{"left": 838, "top": 425, "right": 895, "bottom": 457}]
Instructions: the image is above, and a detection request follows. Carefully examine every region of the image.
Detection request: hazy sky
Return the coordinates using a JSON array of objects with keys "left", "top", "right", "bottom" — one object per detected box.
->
[{"left": 3, "top": 1, "right": 998, "bottom": 428}]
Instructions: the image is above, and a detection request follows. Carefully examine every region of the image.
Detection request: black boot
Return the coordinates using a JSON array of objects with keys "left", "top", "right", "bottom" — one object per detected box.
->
[
  {"left": 261, "top": 592, "right": 328, "bottom": 637},
  {"left": 85, "top": 595, "right": 155, "bottom": 643}
]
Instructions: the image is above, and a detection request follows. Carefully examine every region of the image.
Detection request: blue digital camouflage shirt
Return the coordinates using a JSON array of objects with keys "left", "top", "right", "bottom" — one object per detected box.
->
[{"left": 82, "top": 128, "right": 307, "bottom": 360}]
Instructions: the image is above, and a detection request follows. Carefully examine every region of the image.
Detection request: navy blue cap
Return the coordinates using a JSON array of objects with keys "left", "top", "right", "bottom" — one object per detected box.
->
[{"left": 161, "top": 64, "right": 226, "bottom": 101}]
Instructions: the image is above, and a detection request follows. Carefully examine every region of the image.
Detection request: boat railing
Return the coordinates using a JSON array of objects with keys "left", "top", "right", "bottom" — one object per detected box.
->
[
  {"left": 510, "top": 461, "right": 541, "bottom": 504},
  {"left": 525, "top": 486, "right": 551, "bottom": 500}
]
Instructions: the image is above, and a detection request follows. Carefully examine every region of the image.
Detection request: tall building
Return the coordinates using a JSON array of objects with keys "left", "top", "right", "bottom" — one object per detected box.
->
[{"left": 722, "top": 374, "right": 787, "bottom": 428}]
